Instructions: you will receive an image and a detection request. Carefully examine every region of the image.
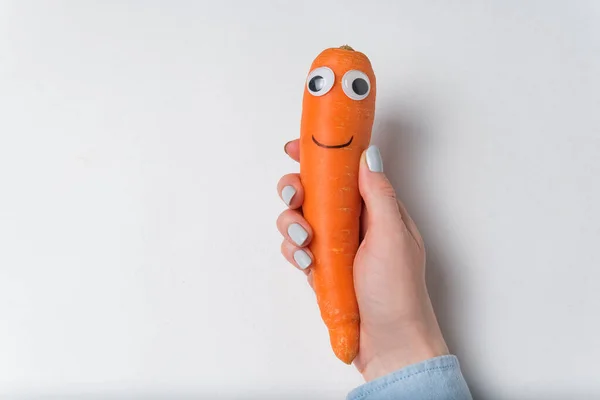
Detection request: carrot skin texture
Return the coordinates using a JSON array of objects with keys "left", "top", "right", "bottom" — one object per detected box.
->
[{"left": 299, "top": 47, "right": 376, "bottom": 364}]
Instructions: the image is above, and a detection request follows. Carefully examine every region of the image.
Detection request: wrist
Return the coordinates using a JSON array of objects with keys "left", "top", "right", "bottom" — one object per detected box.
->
[{"left": 359, "top": 323, "right": 449, "bottom": 382}]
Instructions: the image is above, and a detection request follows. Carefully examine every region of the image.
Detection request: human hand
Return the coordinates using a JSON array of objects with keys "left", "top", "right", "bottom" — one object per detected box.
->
[{"left": 277, "top": 140, "right": 449, "bottom": 382}]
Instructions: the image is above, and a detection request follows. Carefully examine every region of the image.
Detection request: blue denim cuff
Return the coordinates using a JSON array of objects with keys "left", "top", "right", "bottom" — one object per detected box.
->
[{"left": 346, "top": 355, "right": 472, "bottom": 400}]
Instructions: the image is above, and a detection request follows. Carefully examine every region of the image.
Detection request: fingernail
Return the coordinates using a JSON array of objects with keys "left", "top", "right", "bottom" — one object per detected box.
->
[
  {"left": 281, "top": 186, "right": 296, "bottom": 206},
  {"left": 288, "top": 223, "right": 308, "bottom": 246},
  {"left": 293, "top": 249, "right": 312, "bottom": 270},
  {"left": 284, "top": 141, "right": 292, "bottom": 154},
  {"left": 366, "top": 145, "right": 383, "bottom": 172}
]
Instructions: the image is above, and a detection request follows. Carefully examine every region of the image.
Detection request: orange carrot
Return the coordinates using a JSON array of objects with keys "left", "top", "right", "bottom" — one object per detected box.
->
[{"left": 299, "top": 45, "right": 376, "bottom": 364}]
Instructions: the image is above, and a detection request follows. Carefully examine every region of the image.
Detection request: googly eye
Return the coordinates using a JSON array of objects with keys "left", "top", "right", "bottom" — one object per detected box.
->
[
  {"left": 306, "top": 67, "right": 335, "bottom": 96},
  {"left": 341, "top": 70, "right": 371, "bottom": 100}
]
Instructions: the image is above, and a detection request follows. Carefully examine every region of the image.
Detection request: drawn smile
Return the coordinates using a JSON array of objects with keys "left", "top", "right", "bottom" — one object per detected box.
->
[{"left": 312, "top": 135, "right": 354, "bottom": 149}]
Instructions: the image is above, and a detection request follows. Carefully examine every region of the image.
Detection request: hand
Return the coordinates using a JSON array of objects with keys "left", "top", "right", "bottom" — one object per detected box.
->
[{"left": 277, "top": 140, "right": 449, "bottom": 382}]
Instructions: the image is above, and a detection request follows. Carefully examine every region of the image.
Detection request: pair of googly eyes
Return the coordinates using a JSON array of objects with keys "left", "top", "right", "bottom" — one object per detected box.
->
[{"left": 306, "top": 67, "right": 371, "bottom": 100}]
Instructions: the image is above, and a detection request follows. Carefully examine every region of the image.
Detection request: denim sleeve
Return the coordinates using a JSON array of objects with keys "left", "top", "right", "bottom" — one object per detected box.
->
[{"left": 346, "top": 355, "right": 472, "bottom": 400}]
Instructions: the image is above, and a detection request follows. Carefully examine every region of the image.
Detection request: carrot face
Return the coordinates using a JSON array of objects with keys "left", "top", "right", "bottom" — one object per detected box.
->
[{"left": 299, "top": 45, "right": 376, "bottom": 364}]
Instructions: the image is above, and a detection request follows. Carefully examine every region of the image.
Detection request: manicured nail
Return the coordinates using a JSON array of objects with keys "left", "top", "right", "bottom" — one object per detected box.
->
[
  {"left": 366, "top": 145, "right": 383, "bottom": 172},
  {"left": 281, "top": 185, "right": 296, "bottom": 206},
  {"left": 288, "top": 223, "right": 308, "bottom": 246},
  {"left": 293, "top": 249, "right": 312, "bottom": 270}
]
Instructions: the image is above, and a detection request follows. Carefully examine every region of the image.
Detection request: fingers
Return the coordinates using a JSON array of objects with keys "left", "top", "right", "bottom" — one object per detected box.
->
[
  {"left": 279, "top": 211, "right": 315, "bottom": 290},
  {"left": 358, "top": 145, "right": 423, "bottom": 247},
  {"left": 277, "top": 173, "right": 304, "bottom": 209},
  {"left": 284, "top": 139, "right": 300, "bottom": 162},
  {"left": 281, "top": 240, "right": 313, "bottom": 272},
  {"left": 280, "top": 140, "right": 313, "bottom": 289},
  {"left": 276, "top": 209, "right": 312, "bottom": 248},
  {"left": 358, "top": 145, "right": 405, "bottom": 228},
  {"left": 280, "top": 221, "right": 315, "bottom": 291},
  {"left": 360, "top": 201, "right": 368, "bottom": 240},
  {"left": 306, "top": 270, "right": 315, "bottom": 291},
  {"left": 279, "top": 140, "right": 311, "bottom": 282},
  {"left": 396, "top": 199, "right": 425, "bottom": 249}
]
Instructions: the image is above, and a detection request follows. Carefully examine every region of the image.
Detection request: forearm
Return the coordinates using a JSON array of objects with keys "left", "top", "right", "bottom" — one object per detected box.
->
[{"left": 347, "top": 355, "right": 472, "bottom": 400}]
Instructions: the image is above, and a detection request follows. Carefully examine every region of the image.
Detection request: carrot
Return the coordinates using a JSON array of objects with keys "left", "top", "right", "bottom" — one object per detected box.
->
[{"left": 299, "top": 45, "right": 376, "bottom": 364}]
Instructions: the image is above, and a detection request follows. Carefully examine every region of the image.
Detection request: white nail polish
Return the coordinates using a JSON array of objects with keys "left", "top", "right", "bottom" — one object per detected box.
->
[
  {"left": 288, "top": 223, "right": 308, "bottom": 246},
  {"left": 294, "top": 249, "right": 312, "bottom": 270},
  {"left": 282, "top": 185, "right": 296, "bottom": 206},
  {"left": 366, "top": 145, "right": 384, "bottom": 172}
]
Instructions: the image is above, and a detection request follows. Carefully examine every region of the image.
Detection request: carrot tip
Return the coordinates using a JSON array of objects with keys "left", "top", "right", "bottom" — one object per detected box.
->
[
  {"left": 339, "top": 44, "right": 355, "bottom": 51},
  {"left": 329, "top": 322, "right": 360, "bottom": 364}
]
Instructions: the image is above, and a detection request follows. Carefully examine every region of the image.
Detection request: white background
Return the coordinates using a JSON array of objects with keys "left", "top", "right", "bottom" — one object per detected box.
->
[{"left": 1, "top": 1, "right": 599, "bottom": 399}]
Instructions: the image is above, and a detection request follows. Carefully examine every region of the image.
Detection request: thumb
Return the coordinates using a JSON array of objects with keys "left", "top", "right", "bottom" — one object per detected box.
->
[{"left": 359, "top": 145, "right": 402, "bottom": 226}]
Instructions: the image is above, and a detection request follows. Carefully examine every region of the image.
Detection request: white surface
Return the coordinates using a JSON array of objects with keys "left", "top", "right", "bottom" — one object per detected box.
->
[{"left": 1, "top": 1, "right": 599, "bottom": 399}]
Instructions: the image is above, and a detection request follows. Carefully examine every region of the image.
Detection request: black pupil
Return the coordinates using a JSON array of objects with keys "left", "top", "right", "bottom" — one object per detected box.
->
[
  {"left": 309, "top": 76, "right": 324, "bottom": 92},
  {"left": 352, "top": 78, "right": 369, "bottom": 96}
]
